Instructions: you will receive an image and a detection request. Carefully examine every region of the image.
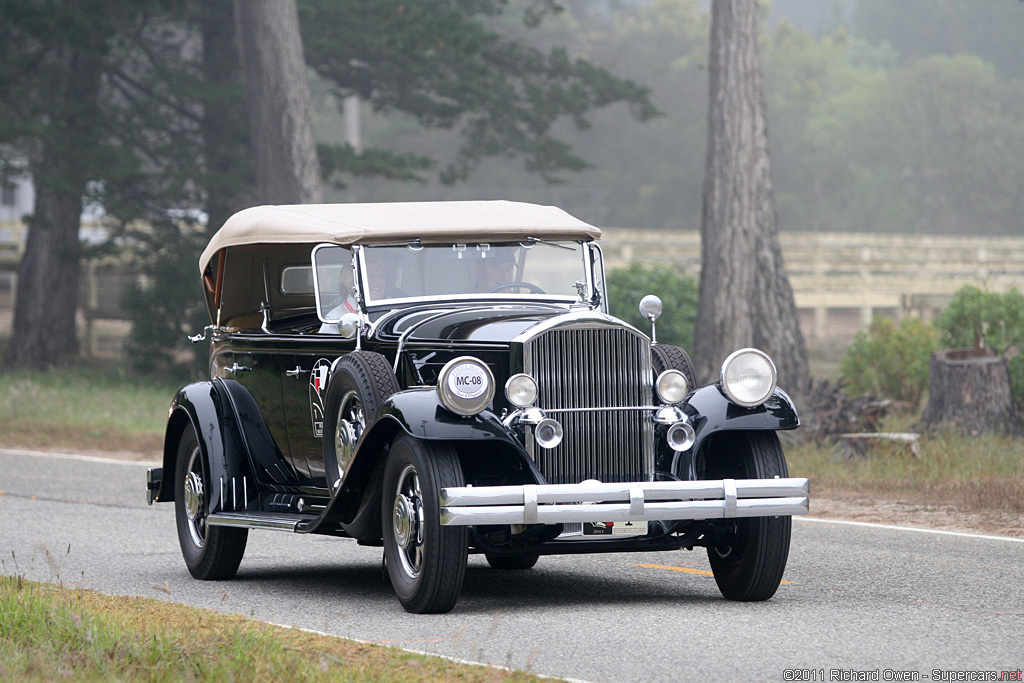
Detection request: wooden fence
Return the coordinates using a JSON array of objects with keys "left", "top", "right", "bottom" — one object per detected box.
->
[{"left": 601, "top": 228, "right": 1024, "bottom": 346}]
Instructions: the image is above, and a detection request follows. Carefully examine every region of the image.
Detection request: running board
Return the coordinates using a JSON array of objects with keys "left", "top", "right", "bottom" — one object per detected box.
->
[{"left": 207, "top": 511, "right": 318, "bottom": 532}]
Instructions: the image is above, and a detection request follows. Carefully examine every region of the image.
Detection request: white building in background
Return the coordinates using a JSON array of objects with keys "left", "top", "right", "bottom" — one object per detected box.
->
[
  {"left": 0, "top": 174, "right": 110, "bottom": 253},
  {"left": 0, "top": 173, "right": 35, "bottom": 249}
]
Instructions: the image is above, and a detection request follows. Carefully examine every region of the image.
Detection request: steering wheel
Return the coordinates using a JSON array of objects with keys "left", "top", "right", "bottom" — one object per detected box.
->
[{"left": 487, "top": 281, "right": 546, "bottom": 294}]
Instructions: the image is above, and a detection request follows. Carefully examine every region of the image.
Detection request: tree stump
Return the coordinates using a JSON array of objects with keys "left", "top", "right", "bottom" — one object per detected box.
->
[{"left": 916, "top": 348, "right": 1024, "bottom": 435}]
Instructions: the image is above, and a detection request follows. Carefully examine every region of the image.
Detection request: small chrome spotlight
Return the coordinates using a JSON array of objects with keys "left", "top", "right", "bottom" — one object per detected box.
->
[{"left": 534, "top": 418, "right": 564, "bottom": 449}]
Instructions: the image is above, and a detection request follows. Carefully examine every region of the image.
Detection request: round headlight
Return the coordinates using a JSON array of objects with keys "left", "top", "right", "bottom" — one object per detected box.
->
[
  {"left": 720, "top": 348, "right": 777, "bottom": 407},
  {"left": 505, "top": 373, "right": 538, "bottom": 408},
  {"left": 655, "top": 369, "right": 689, "bottom": 404},
  {"left": 437, "top": 356, "right": 495, "bottom": 416}
]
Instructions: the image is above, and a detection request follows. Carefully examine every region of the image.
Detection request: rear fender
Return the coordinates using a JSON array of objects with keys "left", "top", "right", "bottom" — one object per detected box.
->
[{"left": 158, "top": 380, "right": 263, "bottom": 513}]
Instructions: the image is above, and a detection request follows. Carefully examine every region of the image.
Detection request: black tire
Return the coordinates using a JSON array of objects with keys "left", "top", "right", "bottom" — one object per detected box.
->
[
  {"left": 324, "top": 352, "right": 400, "bottom": 491},
  {"left": 382, "top": 434, "right": 468, "bottom": 614},
  {"left": 485, "top": 553, "right": 539, "bottom": 570},
  {"left": 703, "top": 431, "right": 791, "bottom": 601},
  {"left": 651, "top": 343, "right": 698, "bottom": 392},
  {"left": 174, "top": 424, "right": 247, "bottom": 580}
]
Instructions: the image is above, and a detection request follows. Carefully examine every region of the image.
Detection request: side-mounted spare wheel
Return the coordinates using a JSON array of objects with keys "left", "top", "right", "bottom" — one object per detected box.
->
[
  {"left": 324, "top": 351, "right": 400, "bottom": 492},
  {"left": 651, "top": 343, "right": 697, "bottom": 391},
  {"left": 382, "top": 434, "right": 468, "bottom": 614},
  {"left": 174, "top": 423, "right": 248, "bottom": 580},
  {"left": 702, "top": 431, "right": 792, "bottom": 601}
]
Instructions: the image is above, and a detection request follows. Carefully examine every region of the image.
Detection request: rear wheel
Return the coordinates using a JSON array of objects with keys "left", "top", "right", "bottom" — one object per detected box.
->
[
  {"left": 382, "top": 435, "right": 468, "bottom": 613},
  {"left": 703, "top": 431, "right": 791, "bottom": 601},
  {"left": 174, "top": 425, "right": 247, "bottom": 580}
]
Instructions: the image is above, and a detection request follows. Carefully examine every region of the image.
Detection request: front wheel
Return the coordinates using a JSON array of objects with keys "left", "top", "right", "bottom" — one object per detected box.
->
[
  {"left": 174, "top": 424, "right": 247, "bottom": 580},
  {"left": 703, "top": 431, "right": 791, "bottom": 601},
  {"left": 382, "top": 435, "right": 468, "bottom": 613}
]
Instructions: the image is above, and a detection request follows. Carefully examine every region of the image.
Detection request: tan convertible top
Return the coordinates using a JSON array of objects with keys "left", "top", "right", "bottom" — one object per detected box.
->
[{"left": 199, "top": 200, "right": 601, "bottom": 274}]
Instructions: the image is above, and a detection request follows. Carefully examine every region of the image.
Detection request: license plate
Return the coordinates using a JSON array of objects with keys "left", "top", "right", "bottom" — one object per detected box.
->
[{"left": 583, "top": 520, "right": 648, "bottom": 536}]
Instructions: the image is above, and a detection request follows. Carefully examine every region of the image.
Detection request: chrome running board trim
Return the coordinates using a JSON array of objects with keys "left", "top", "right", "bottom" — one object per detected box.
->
[{"left": 208, "top": 512, "right": 317, "bottom": 532}]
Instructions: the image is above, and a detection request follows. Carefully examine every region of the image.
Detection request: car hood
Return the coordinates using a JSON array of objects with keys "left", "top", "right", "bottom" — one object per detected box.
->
[{"left": 376, "top": 305, "right": 572, "bottom": 344}]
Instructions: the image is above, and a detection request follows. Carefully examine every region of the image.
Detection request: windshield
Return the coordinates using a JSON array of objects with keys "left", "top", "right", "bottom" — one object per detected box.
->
[
  {"left": 360, "top": 242, "right": 589, "bottom": 305},
  {"left": 313, "top": 241, "right": 591, "bottom": 320}
]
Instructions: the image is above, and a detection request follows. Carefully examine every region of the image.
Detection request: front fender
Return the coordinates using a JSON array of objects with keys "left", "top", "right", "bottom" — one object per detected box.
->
[
  {"left": 374, "top": 387, "right": 521, "bottom": 443},
  {"left": 325, "top": 388, "right": 533, "bottom": 533},
  {"left": 685, "top": 385, "right": 799, "bottom": 452},
  {"left": 158, "top": 379, "right": 266, "bottom": 513}
]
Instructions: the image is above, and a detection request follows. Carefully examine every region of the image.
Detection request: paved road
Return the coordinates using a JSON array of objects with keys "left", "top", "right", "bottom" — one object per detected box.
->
[{"left": 1, "top": 449, "right": 1022, "bottom": 682}]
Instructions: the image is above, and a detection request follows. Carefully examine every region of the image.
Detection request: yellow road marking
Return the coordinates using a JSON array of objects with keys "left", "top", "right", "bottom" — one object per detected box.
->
[{"left": 636, "top": 563, "right": 794, "bottom": 584}]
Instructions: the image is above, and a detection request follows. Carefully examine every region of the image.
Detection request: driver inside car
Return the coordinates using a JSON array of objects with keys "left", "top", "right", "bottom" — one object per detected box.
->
[{"left": 475, "top": 251, "right": 517, "bottom": 292}]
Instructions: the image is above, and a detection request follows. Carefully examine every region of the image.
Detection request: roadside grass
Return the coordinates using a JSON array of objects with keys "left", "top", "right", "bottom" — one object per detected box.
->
[
  {"left": 0, "top": 574, "right": 546, "bottom": 683},
  {"left": 786, "top": 412, "right": 1024, "bottom": 515},
  {"left": 0, "top": 364, "right": 177, "bottom": 454}
]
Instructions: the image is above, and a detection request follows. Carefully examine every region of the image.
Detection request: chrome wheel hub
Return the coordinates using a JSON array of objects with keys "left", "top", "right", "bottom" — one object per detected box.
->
[
  {"left": 392, "top": 464, "right": 424, "bottom": 578},
  {"left": 392, "top": 494, "right": 417, "bottom": 550},
  {"left": 182, "top": 445, "right": 207, "bottom": 548},
  {"left": 184, "top": 471, "right": 203, "bottom": 521}
]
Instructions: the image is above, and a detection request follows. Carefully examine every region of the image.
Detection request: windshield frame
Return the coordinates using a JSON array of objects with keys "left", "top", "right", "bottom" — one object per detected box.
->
[
  {"left": 356, "top": 240, "right": 597, "bottom": 310},
  {"left": 313, "top": 239, "right": 605, "bottom": 323}
]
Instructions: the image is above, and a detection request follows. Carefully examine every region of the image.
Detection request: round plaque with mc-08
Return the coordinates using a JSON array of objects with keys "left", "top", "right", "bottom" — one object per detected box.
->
[{"left": 447, "top": 362, "right": 489, "bottom": 399}]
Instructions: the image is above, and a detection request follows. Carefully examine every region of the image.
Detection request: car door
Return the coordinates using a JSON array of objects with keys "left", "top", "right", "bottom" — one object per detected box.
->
[
  {"left": 279, "top": 338, "right": 356, "bottom": 488},
  {"left": 212, "top": 335, "right": 297, "bottom": 484}
]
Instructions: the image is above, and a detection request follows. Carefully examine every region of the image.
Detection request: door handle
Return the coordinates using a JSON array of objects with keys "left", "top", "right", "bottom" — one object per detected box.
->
[
  {"left": 224, "top": 363, "right": 252, "bottom": 374},
  {"left": 286, "top": 366, "right": 310, "bottom": 377}
]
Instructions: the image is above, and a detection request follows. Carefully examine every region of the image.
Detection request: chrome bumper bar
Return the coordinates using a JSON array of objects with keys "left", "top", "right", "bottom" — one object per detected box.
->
[{"left": 439, "top": 478, "right": 809, "bottom": 526}]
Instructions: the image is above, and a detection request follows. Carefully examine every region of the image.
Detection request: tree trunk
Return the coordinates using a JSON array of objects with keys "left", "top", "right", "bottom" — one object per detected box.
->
[
  {"left": 917, "top": 348, "right": 1023, "bottom": 435},
  {"left": 692, "top": 0, "right": 809, "bottom": 397},
  {"left": 5, "top": 45, "right": 102, "bottom": 369},
  {"left": 201, "top": 0, "right": 253, "bottom": 234},
  {"left": 234, "top": 0, "right": 322, "bottom": 205},
  {"left": 6, "top": 183, "right": 84, "bottom": 368}
]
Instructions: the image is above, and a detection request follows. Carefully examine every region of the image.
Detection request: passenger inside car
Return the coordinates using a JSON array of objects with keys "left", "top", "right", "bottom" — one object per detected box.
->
[{"left": 319, "top": 264, "right": 358, "bottom": 334}]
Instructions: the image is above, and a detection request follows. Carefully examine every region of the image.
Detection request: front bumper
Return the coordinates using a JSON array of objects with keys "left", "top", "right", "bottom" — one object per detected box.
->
[{"left": 440, "top": 478, "right": 809, "bottom": 526}]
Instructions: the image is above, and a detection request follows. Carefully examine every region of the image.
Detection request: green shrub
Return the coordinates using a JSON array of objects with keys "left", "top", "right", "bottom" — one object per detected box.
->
[
  {"left": 934, "top": 285, "right": 1024, "bottom": 406},
  {"left": 839, "top": 316, "right": 940, "bottom": 407},
  {"left": 606, "top": 261, "right": 697, "bottom": 349}
]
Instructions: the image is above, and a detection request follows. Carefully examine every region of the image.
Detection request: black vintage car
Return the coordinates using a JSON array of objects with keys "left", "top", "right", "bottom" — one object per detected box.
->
[{"left": 146, "top": 200, "right": 809, "bottom": 613}]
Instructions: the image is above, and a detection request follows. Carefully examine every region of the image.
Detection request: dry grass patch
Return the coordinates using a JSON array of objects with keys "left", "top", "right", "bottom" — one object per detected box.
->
[
  {"left": 0, "top": 366, "right": 174, "bottom": 454},
  {"left": 789, "top": 412, "right": 1024, "bottom": 535}
]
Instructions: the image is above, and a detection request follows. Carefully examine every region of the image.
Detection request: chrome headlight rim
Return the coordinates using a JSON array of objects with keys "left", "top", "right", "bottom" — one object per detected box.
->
[
  {"left": 655, "top": 369, "right": 689, "bottom": 404},
  {"left": 504, "top": 373, "right": 538, "bottom": 408},
  {"left": 720, "top": 348, "right": 777, "bottom": 408},
  {"left": 437, "top": 356, "right": 496, "bottom": 416}
]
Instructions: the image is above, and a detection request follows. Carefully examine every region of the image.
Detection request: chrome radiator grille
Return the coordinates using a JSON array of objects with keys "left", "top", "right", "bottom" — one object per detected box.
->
[{"left": 523, "top": 325, "right": 653, "bottom": 484}]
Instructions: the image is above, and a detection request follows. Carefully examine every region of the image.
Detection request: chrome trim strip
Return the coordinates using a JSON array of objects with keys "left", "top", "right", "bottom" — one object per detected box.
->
[
  {"left": 440, "top": 497, "right": 809, "bottom": 526},
  {"left": 438, "top": 477, "right": 810, "bottom": 526},
  {"left": 534, "top": 405, "right": 661, "bottom": 415},
  {"left": 442, "top": 478, "right": 810, "bottom": 507},
  {"left": 511, "top": 309, "right": 649, "bottom": 346}
]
